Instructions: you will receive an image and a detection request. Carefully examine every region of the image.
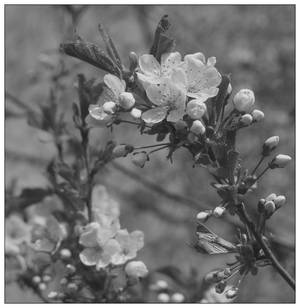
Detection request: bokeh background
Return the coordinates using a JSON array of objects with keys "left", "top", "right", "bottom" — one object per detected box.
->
[{"left": 5, "top": 5, "right": 295, "bottom": 303}]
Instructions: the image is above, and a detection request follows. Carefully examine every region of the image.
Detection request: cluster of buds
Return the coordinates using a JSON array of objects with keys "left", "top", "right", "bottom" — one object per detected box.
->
[
  {"left": 257, "top": 193, "right": 286, "bottom": 218},
  {"left": 32, "top": 273, "right": 52, "bottom": 292},
  {"left": 150, "top": 279, "right": 185, "bottom": 303}
]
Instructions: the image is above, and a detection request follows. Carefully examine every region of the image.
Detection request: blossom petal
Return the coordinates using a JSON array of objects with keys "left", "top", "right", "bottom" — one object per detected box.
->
[
  {"left": 79, "top": 222, "right": 100, "bottom": 247},
  {"left": 171, "top": 67, "right": 188, "bottom": 90},
  {"left": 141, "top": 107, "right": 168, "bottom": 124},
  {"left": 161, "top": 52, "right": 182, "bottom": 75},
  {"left": 130, "top": 230, "right": 144, "bottom": 250},
  {"left": 104, "top": 74, "right": 126, "bottom": 97},
  {"left": 96, "top": 239, "right": 121, "bottom": 270},
  {"left": 139, "top": 54, "right": 160, "bottom": 76},
  {"left": 136, "top": 72, "right": 161, "bottom": 90},
  {"left": 146, "top": 80, "right": 173, "bottom": 106},
  {"left": 184, "top": 52, "right": 206, "bottom": 64},
  {"left": 207, "top": 56, "right": 216, "bottom": 66},
  {"left": 79, "top": 247, "right": 102, "bottom": 266},
  {"left": 167, "top": 107, "right": 185, "bottom": 123}
]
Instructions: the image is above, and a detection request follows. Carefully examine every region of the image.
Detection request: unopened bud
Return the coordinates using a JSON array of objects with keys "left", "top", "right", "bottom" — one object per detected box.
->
[
  {"left": 252, "top": 109, "right": 264, "bottom": 122},
  {"left": 112, "top": 144, "right": 134, "bottom": 158},
  {"left": 225, "top": 287, "right": 238, "bottom": 299},
  {"left": 131, "top": 152, "right": 149, "bottom": 168},
  {"left": 38, "top": 282, "right": 47, "bottom": 291},
  {"left": 257, "top": 199, "right": 266, "bottom": 212},
  {"left": 66, "top": 264, "right": 76, "bottom": 274},
  {"left": 262, "top": 136, "right": 279, "bottom": 156},
  {"left": 156, "top": 280, "right": 168, "bottom": 290},
  {"left": 42, "top": 275, "right": 52, "bottom": 282},
  {"left": 265, "top": 193, "right": 276, "bottom": 202},
  {"left": 103, "top": 101, "right": 117, "bottom": 114},
  {"left": 191, "top": 120, "right": 206, "bottom": 135},
  {"left": 264, "top": 200, "right": 276, "bottom": 216},
  {"left": 60, "top": 278, "right": 68, "bottom": 285},
  {"left": 60, "top": 248, "right": 72, "bottom": 260},
  {"left": 227, "top": 83, "right": 232, "bottom": 95},
  {"left": 119, "top": 92, "right": 135, "bottom": 110},
  {"left": 157, "top": 292, "right": 170, "bottom": 303},
  {"left": 186, "top": 99, "right": 207, "bottom": 120},
  {"left": 269, "top": 154, "right": 292, "bottom": 169},
  {"left": 240, "top": 114, "right": 253, "bottom": 126},
  {"left": 233, "top": 89, "right": 255, "bottom": 112},
  {"left": 274, "top": 195, "right": 286, "bottom": 208},
  {"left": 213, "top": 206, "right": 226, "bottom": 217},
  {"left": 171, "top": 292, "right": 185, "bottom": 303},
  {"left": 196, "top": 211, "right": 211, "bottom": 222},
  {"left": 48, "top": 291, "right": 58, "bottom": 299},
  {"left": 67, "top": 283, "right": 78, "bottom": 292},
  {"left": 129, "top": 51, "right": 138, "bottom": 71},
  {"left": 32, "top": 276, "right": 41, "bottom": 284},
  {"left": 125, "top": 261, "right": 148, "bottom": 278},
  {"left": 130, "top": 108, "right": 142, "bottom": 119}
]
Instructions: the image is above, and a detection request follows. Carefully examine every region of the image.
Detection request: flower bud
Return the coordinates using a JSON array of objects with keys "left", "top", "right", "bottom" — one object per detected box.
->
[
  {"left": 264, "top": 200, "right": 276, "bottom": 216},
  {"left": 157, "top": 293, "right": 170, "bottom": 303},
  {"left": 129, "top": 51, "right": 138, "bottom": 71},
  {"left": 265, "top": 193, "right": 276, "bottom": 202},
  {"left": 48, "top": 291, "right": 58, "bottom": 299},
  {"left": 240, "top": 114, "right": 253, "bottom": 126},
  {"left": 42, "top": 275, "right": 52, "bottom": 282},
  {"left": 125, "top": 261, "right": 148, "bottom": 279},
  {"left": 269, "top": 154, "right": 292, "bottom": 169},
  {"left": 119, "top": 92, "right": 135, "bottom": 110},
  {"left": 60, "top": 278, "right": 68, "bottom": 285},
  {"left": 67, "top": 283, "right": 78, "bottom": 292},
  {"left": 174, "top": 120, "right": 187, "bottom": 131},
  {"left": 132, "top": 152, "right": 148, "bottom": 168},
  {"left": 190, "top": 120, "right": 206, "bottom": 135},
  {"left": 213, "top": 206, "right": 226, "bottom": 218},
  {"left": 156, "top": 280, "right": 168, "bottom": 290},
  {"left": 274, "top": 195, "right": 286, "bottom": 208},
  {"left": 130, "top": 108, "right": 142, "bottom": 119},
  {"left": 196, "top": 211, "right": 211, "bottom": 222},
  {"left": 262, "top": 136, "right": 279, "bottom": 156},
  {"left": 112, "top": 144, "right": 134, "bottom": 158},
  {"left": 252, "top": 109, "right": 264, "bottom": 122},
  {"left": 32, "top": 276, "right": 41, "bottom": 284},
  {"left": 103, "top": 101, "right": 117, "bottom": 114},
  {"left": 233, "top": 89, "right": 255, "bottom": 112},
  {"left": 225, "top": 287, "right": 238, "bottom": 299},
  {"left": 186, "top": 99, "right": 207, "bottom": 119},
  {"left": 257, "top": 198, "right": 266, "bottom": 212},
  {"left": 66, "top": 264, "right": 76, "bottom": 275},
  {"left": 60, "top": 248, "right": 72, "bottom": 260},
  {"left": 38, "top": 282, "right": 47, "bottom": 291},
  {"left": 171, "top": 293, "right": 185, "bottom": 303}
]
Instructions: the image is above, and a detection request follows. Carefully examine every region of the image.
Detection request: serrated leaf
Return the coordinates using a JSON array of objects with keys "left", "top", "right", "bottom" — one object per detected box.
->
[
  {"left": 195, "top": 223, "right": 236, "bottom": 255},
  {"left": 61, "top": 41, "right": 120, "bottom": 75}
]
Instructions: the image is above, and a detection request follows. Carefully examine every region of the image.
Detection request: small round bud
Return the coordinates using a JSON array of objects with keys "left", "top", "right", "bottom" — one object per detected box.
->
[
  {"left": 270, "top": 154, "right": 292, "bottom": 169},
  {"left": 60, "top": 248, "right": 72, "bottom": 260},
  {"left": 119, "top": 92, "right": 135, "bottom": 110},
  {"left": 265, "top": 193, "right": 277, "bottom": 202},
  {"left": 225, "top": 287, "right": 238, "bottom": 299},
  {"left": 38, "top": 282, "right": 47, "bottom": 291},
  {"left": 240, "top": 114, "right": 253, "bottom": 126},
  {"left": 257, "top": 199, "right": 266, "bottom": 212},
  {"left": 274, "top": 195, "right": 286, "bottom": 208},
  {"left": 263, "top": 136, "right": 279, "bottom": 156},
  {"left": 233, "top": 89, "right": 255, "bottom": 112},
  {"left": 48, "top": 291, "right": 58, "bottom": 299},
  {"left": 42, "top": 275, "right": 52, "bottom": 282},
  {"left": 66, "top": 264, "right": 76, "bottom": 274},
  {"left": 156, "top": 280, "right": 168, "bottom": 290},
  {"left": 112, "top": 144, "right": 134, "bottom": 158},
  {"left": 60, "top": 278, "right": 68, "bottom": 285},
  {"left": 32, "top": 276, "right": 41, "bottom": 284},
  {"left": 196, "top": 211, "right": 210, "bottom": 222},
  {"left": 171, "top": 292, "right": 185, "bottom": 303},
  {"left": 190, "top": 120, "right": 206, "bottom": 135},
  {"left": 186, "top": 99, "right": 207, "bottom": 119},
  {"left": 227, "top": 83, "right": 232, "bottom": 95},
  {"left": 67, "top": 283, "right": 78, "bottom": 292},
  {"left": 157, "top": 293, "right": 170, "bottom": 303},
  {"left": 130, "top": 108, "right": 142, "bottom": 119},
  {"left": 213, "top": 206, "right": 226, "bottom": 218},
  {"left": 103, "top": 101, "right": 117, "bottom": 114},
  {"left": 252, "top": 109, "right": 264, "bottom": 122},
  {"left": 132, "top": 152, "right": 148, "bottom": 168},
  {"left": 125, "top": 261, "right": 148, "bottom": 279},
  {"left": 264, "top": 200, "right": 276, "bottom": 216}
]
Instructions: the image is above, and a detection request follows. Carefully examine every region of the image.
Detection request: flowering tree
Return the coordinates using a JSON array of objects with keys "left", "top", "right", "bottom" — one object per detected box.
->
[{"left": 5, "top": 13, "right": 294, "bottom": 303}]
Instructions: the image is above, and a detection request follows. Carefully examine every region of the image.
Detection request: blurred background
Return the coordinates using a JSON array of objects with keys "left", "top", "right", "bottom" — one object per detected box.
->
[{"left": 5, "top": 5, "right": 295, "bottom": 303}]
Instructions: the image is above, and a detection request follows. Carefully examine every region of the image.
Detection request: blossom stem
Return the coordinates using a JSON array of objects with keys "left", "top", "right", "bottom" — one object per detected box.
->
[
  {"left": 134, "top": 143, "right": 170, "bottom": 150},
  {"left": 236, "top": 203, "right": 295, "bottom": 290},
  {"left": 148, "top": 145, "right": 170, "bottom": 155},
  {"left": 251, "top": 156, "right": 265, "bottom": 175},
  {"left": 255, "top": 166, "right": 270, "bottom": 182}
]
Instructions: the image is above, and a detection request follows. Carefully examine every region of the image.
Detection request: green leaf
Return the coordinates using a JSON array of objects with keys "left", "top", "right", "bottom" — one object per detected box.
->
[{"left": 61, "top": 41, "right": 120, "bottom": 76}]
